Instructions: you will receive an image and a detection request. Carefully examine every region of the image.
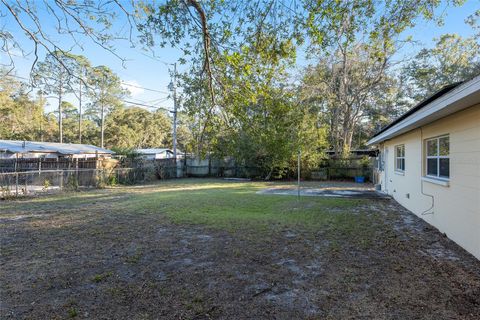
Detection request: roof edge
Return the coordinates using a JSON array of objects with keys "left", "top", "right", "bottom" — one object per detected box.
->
[{"left": 367, "top": 75, "right": 480, "bottom": 146}]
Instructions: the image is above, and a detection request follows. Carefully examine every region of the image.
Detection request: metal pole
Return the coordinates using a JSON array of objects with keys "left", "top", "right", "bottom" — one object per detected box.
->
[
  {"left": 15, "top": 154, "right": 18, "bottom": 197},
  {"left": 78, "top": 67, "right": 82, "bottom": 144},
  {"left": 171, "top": 63, "right": 178, "bottom": 178},
  {"left": 297, "top": 149, "right": 301, "bottom": 199},
  {"left": 15, "top": 172, "right": 19, "bottom": 197}
]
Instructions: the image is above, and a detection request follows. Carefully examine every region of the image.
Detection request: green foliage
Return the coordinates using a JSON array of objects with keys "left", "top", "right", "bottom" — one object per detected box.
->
[
  {"left": 107, "top": 175, "right": 117, "bottom": 187},
  {"left": 86, "top": 65, "right": 125, "bottom": 118},
  {"left": 0, "top": 73, "right": 52, "bottom": 141},
  {"left": 67, "top": 307, "right": 78, "bottom": 318},
  {"left": 403, "top": 33, "right": 480, "bottom": 101},
  {"left": 110, "top": 147, "right": 140, "bottom": 159},
  {"left": 42, "top": 179, "right": 51, "bottom": 191},
  {"left": 179, "top": 29, "right": 327, "bottom": 178},
  {"left": 0, "top": 69, "right": 178, "bottom": 151},
  {"left": 66, "top": 175, "right": 79, "bottom": 191},
  {"left": 104, "top": 106, "right": 171, "bottom": 149},
  {"left": 0, "top": 0, "right": 474, "bottom": 172},
  {"left": 91, "top": 271, "right": 113, "bottom": 283},
  {"left": 359, "top": 156, "right": 371, "bottom": 168}
]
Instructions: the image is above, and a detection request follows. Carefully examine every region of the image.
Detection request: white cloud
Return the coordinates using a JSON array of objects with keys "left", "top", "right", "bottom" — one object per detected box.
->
[{"left": 121, "top": 80, "right": 144, "bottom": 97}]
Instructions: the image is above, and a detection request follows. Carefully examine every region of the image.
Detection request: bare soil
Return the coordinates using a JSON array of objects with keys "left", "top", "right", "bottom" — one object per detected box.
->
[{"left": 1, "top": 183, "right": 479, "bottom": 319}]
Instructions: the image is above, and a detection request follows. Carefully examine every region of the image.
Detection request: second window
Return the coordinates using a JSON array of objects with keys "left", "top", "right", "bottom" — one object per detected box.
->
[{"left": 395, "top": 144, "right": 405, "bottom": 172}]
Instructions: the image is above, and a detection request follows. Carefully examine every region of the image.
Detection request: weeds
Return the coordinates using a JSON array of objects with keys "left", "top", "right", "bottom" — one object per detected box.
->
[
  {"left": 92, "top": 271, "right": 113, "bottom": 283},
  {"left": 68, "top": 307, "right": 78, "bottom": 318}
]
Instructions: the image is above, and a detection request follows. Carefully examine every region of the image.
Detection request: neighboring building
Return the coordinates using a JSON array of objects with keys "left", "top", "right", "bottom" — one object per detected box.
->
[
  {"left": 135, "top": 148, "right": 182, "bottom": 160},
  {"left": 367, "top": 76, "right": 480, "bottom": 259},
  {"left": 0, "top": 140, "right": 113, "bottom": 159}
]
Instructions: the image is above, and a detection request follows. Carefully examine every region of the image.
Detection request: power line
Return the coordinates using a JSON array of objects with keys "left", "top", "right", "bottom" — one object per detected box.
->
[
  {"left": 121, "top": 99, "right": 173, "bottom": 113},
  {"left": 2, "top": 74, "right": 32, "bottom": 82},
  {"left": 126, "top": 96, "right": 170, "bottom": 105},
  {"left": 5, "top": 73, "right": 172, "bottom": 96},
  {"left": 120, "top": 81, "right": 171, "bottom": 94}
]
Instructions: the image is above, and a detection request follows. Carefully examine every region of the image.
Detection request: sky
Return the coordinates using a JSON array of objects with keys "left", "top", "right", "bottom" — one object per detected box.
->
[{"left": 1, "top": 0, "right": 478, "bottom": 114}]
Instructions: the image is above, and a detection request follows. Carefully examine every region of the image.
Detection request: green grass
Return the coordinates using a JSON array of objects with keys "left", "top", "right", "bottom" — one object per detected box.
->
[
  {"left": 3, "top": 179, "right": 377, "bottom": 240},
  {"left": 92, "top": 271, "right": 113, "bottom": 283},
  {"left": 120, "top": 180, "right": 372, "bottom": 236}
]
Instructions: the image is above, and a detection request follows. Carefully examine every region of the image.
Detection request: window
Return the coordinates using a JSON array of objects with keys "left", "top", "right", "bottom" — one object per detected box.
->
[
  {"left": 425, "top": 135, "right": 449, "bottom": 179},
  {"left": 376, "top": 152, "right": 384, "bottom": 171},
  {"left": 395, "top": 145, "right": 405, "bottom": 172}
]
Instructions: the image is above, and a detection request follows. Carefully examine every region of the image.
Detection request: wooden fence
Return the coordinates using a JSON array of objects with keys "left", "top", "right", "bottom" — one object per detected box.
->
[{"left": 0, "top": 158, "right": 98, "bottom": 173}]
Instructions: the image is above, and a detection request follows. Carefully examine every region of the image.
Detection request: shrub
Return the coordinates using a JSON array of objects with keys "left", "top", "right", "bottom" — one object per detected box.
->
[
  {"left": 42, "top": 179, "right": 51, "bottom": 191},
  {"left": 66, "top": 175, "right": 79, "bottom": 191}
]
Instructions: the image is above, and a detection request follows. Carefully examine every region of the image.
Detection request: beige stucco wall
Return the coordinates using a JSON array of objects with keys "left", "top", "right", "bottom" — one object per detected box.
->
[{"left": 378, "top": 104, "right": 480, "bottom": 259}]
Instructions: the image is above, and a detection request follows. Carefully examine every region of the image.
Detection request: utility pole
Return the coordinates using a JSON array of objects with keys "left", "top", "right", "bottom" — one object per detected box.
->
[
  {"left": 100, "top": 73, "right": 106, "bottom": 149},
  {"left": 169, "top": 63, "right": 178, "bottom": 177},
  {"left": 78, "top": 66, "right": 83, "bottom": 144}
]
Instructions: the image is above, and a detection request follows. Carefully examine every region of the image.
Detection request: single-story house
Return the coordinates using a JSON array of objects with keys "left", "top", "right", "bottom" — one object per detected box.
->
[
  {"left": 367, "top": 75, "right": 480, "bottom": 260},
  {"left": 0, "top": 140, "right": 113, "bottom": 159},
  {"left": 135, "top": 148, "right": 183, "bottom": 160}
]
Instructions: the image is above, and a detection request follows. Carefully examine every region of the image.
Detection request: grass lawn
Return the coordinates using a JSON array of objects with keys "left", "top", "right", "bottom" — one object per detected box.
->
[{"left": 1, "top": 179, "right": 479, "bottom": 319}]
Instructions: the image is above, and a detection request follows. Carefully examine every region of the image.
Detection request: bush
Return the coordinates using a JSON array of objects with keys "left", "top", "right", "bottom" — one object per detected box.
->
[
  {"left": 66, "top": 175, "right": 79, "bottom": 191},
  {"left": 42, "top": 179, "right": 51, "bottom": 191}
]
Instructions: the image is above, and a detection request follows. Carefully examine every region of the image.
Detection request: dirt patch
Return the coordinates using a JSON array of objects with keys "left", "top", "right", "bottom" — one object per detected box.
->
[
  {"left": 258, "top": 187, "right": 389, "bottom": 199},
  {"left": 1, "top": 186, "right": 479, "bottom": 319}
]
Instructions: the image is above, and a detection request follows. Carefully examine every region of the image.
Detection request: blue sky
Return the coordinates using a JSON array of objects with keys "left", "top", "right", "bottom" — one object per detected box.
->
[{"left": 1, "top": 0, "right": 478, "bottom": 113}]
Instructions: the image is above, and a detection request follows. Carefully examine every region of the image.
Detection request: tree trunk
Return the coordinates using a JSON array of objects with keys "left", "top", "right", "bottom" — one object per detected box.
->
[
  {"left": 78, "top": 79, "right": 82, "bottom": 144},
  {"left": 58, "top": 88, "right": 63, "bottom": 143},
  {"left": 100, "top": 101, "right": 105, "bottom": 148}
]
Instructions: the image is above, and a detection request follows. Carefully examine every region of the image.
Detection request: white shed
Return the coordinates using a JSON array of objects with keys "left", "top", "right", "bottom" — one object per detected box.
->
[{"left": 135, "top": 148, "right": 182, "bottom": 160}]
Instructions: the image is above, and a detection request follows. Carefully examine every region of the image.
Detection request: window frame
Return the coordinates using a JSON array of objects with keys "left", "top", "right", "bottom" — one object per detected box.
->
[
  {"left": 425, "top": 134, "right": 450, "bottom": 180},
  {"left": 394, "top": 144, "right": 405, "bottom": 172}
]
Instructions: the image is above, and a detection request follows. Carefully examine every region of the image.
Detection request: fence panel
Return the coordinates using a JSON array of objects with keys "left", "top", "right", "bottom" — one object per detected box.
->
[
  {"left": 0, "top": 158, "right": 99, "bottom": 173},
  {"left": 0, "top": 167, "right": 155, "bottom": 199}
]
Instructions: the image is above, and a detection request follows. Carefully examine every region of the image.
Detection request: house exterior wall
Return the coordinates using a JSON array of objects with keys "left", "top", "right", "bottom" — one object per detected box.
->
[
  {"left": 138, "top": 152, "right": 173, "bottom": 160},
  {"left": 377, "top": 104, "right": 480, "bottom": 259},
  {"left": 139, "top": 154, "right": 157, "bottom": 160}
]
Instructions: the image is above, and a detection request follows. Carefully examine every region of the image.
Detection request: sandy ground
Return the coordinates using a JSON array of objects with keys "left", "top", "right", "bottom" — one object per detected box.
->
[
  {"left": 1, "top": 183, "right": 479, "bottom": 319},
  {"left": 257, "top": 187, "right": 388, "bottom": 199}
]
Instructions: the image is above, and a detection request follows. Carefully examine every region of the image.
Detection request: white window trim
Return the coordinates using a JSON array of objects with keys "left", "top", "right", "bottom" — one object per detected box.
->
[
  {"left": 421, "top": 176, "right": 449, "bottom": 187},
  {"left": 394, "top": 144, "right": 405, "bottom": 172},
  {"left": 424, "top": 134, "right": 450, "bottom": 180}
]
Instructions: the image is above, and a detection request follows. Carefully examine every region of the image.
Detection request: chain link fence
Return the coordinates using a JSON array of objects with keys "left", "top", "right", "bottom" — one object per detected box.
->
[{"left": 0, "top": 167, "right": 157, "bottom": 199}]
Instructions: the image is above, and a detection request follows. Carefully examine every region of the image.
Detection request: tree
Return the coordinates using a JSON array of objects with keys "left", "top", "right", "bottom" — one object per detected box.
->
[
  {"left": 403, "top": 33, "right": 480, "bottom": 101},
  {"left": 301, "top": 43, "right": 399, "bottom": 154},
  {"left": 104, "top": 106, "right": 172, "bottom": 149},
  {"left": 0, "top": 1, "right": 129, "bottom": 75},
  {"left": 178, "top": 29, "right": 327, "bottom": 178},
  {"left": 58, "top": 101, "right": 80, "bottom": 144},
  {"left": 86, "top": 66, "right": 126, "bottom": 148},
  {"left": 69, "top": 55, "right": 92, "bottom": 144},
  {"left": 33, "top": 51, "right": 81, "bottom": 143},
  {"left": 1, "top": 0, "right": 471, "bottom": 161},
  {"left": 297, "top": 0, "right": 468, "bottom": 156},
  {"left": 0, "top": 71, "right": 52, "bottom": 141}
]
